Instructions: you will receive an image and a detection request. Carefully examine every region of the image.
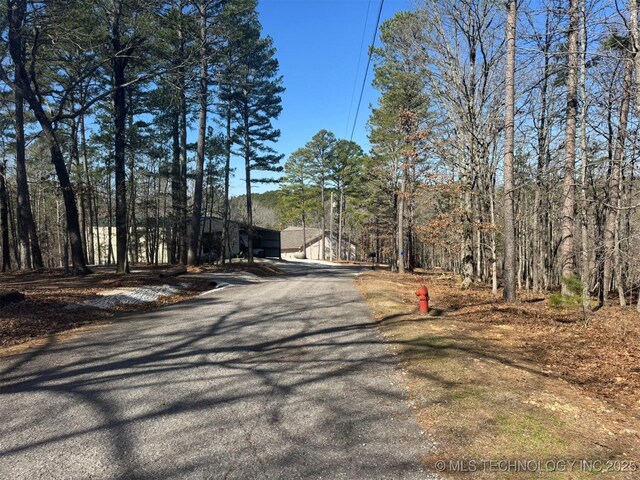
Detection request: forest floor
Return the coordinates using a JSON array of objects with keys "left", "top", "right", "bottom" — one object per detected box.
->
[
  {"left": 356, "top": 269, "right": 640, "bottom": 479},
  {"left": 0, "top": 262, "right": 282, "bottom": 354}
]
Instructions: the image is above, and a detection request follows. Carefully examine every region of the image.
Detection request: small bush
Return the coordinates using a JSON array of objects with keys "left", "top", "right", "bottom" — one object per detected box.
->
[
  {"left": 548, "top": 292, "right": 581, "bottom": 309},
  {"left": 548, "top": 275, "right": 586, "bottom": 310},
  {"left": 561, "top": 274, "right": 583, "bottom": 296}
]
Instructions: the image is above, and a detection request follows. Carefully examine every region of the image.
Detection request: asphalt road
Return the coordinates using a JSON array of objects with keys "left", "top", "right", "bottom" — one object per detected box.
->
[{"left": 1, "top": 261, "right": 434, "bottom": 479}]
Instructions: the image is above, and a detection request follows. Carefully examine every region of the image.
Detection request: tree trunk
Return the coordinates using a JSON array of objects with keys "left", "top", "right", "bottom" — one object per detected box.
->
[
  {"left": 111, "top": 17, "right": 129, "bottom": 274},
  {"left": 179, "top": 68, "right": 188, "bottom": 266},
  {"left": 397, "top": 161, "right": 406, "bottom": 274},
  {"left": 169, "top": 109, "right": 179, "bottom": 264},
  {"left": 244, "top": 105, "right": 254, "bottom": 263},
  {"left": 329, "top": 190, "right": 334, "bottom": 261},
  {"left": 14, "top": 90, "right": 31, "bottom": 270},
  {"left": 532, "top": 12, "right": 551, "bottom": 293},
  {"left": 320, "top": 177, "right": 325, "bottom": 261},
  {"left": 0, "top": 158, "right": 10, "bottom": 271},
  {"left": 338, "top": 188, "right": 344, "bottom": 261},
  {"left": 302, "top": 207, "right": 307, "bottom": 259},
  {"left": 462, "top": 160, "right": 474, "bottom": 287},
  {"left": 79, "top": 112, "right": 96, "bottom": 265},
  {"left": 407, "top": 166, "right": 415, "bottom": 272},
  {"left": 602, "top": 57, "right": 632, "bottom": 305},
  {"left": 503, "top": 0, "right": 517, "bottom": 302},
  {"left": 630, "top": 0, "right": 640, "bottom": 108},
  {"left": 579, "top": 0, "right": 591, "bottom": 312},
  {"left": 222, "top": 105, "right": 232, "bottom": 264},
  {"left": 70, "top": 116, "right": 88, "bottom": 266},
  {"left": 19, "top": 110, "right": 88, "bottom": 273},
  {"left": 489, "top": 178, "right": 498, "bottom": 294},
  {"left": 188, "top": 4, "right": 208, "bottom": 266},
  {"left": 7, "top": 0, "right": 84, "bottom": 274},
  {"left": 107, "top": 162, "right": 114, "bottom": 265},
  {"left": 127, "top": 96, "right": 138, "bottom": 265},
  {"left": 94, "top": 172, "right": 102, "bottom": 265},
  {"left": 614, "top": 204, "right": 626, "bottom": 307},
  {"left": 559, "top": 0, "right": 579, "bottom": 294}
]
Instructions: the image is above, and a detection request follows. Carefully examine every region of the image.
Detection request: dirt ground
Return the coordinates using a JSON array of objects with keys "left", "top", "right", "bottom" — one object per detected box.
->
[
  {"left": 0, "top": 262, "right": 280, "bottom": 351},
  {"left": 356, "top": 269, "right": 640, "bottom": 479}
]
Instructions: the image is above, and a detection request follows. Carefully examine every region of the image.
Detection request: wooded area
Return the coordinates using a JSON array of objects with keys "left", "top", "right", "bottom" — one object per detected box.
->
[
  {"left": 0, "top": 0, "right": 282, "bottom": 274},
  {"left": 279, "top": 0, "right": 640, "bottom": 311},
  {"left": 1, "top": 0, "right": 640, "bottom": 311}
]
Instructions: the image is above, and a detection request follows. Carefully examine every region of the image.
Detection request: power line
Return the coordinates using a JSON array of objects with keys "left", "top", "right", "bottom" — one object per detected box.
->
[
  {"left": 344, "top": 0, "right": 373, "bottom": 138},
  {"left": 349, "top": 0, "right": 385, "bottom": 142}
]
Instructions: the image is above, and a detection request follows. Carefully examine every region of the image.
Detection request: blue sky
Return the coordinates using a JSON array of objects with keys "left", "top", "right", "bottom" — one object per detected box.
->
[{"left": 229, "top": 0, "right": 413, "bottom": 195}]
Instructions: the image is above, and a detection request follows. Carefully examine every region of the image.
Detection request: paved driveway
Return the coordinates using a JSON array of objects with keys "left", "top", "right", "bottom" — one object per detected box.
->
[{"left": 1, "top": 262, "right": 433, "bottom": 479}]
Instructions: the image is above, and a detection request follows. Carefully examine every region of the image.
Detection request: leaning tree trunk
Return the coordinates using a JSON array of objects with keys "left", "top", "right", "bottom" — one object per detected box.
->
[{"left": 8, "top": 69, "right": 90, "bottom": 273}]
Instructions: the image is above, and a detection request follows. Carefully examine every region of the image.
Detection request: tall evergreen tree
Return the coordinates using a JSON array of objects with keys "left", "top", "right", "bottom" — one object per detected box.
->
[
  {"left": 306, "top": 129, "right": 336, "bottom": 261},
  {"left": 279, "top": 148, "right": 317, "bottom": 258},
  {"left": 229, "top": 3, "right": 284, "bottom": 262},
  {"left": 370, "top": 12, "right": 430, "bottom": 273},
  {"left": 329, "top": 140, "right": 363, "bottom": 261},
  {"left": 188, "top": 0, "right": 224, "bottom": 266}
]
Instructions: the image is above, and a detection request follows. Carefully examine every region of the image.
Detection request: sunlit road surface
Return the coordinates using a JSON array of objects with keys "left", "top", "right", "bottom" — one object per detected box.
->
[{"left": 0, "top": 261, "right": 433, "bottom": 479}]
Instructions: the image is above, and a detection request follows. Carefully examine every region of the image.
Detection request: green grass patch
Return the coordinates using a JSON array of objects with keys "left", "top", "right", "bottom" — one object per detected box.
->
[{"left": 496, "top": 413, "right": 568, "bottom": 452}]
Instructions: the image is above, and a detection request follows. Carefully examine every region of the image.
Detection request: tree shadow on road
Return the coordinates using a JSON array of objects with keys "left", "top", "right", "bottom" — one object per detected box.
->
[{"left": 0, "top": 273, "right": 432, "bottom": 479}]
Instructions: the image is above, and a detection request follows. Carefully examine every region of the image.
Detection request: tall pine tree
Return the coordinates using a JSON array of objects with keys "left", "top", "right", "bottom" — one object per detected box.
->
[{"left": 229, "top": 1, "right": 284, "bottom": 262}]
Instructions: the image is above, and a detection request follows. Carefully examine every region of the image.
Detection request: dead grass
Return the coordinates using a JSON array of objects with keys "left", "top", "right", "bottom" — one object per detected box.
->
[{"left": 356, "top": 270, "right": 640, "bottom": 479}]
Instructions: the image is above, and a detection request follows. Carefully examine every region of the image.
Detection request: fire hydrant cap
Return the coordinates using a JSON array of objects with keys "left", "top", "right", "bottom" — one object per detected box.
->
[{"left": 416, "top": 285, "right": 428, "bottom": 297}]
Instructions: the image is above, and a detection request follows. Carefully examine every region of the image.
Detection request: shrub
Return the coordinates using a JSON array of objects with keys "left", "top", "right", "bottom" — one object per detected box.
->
[{"left": 548, "top": 275, "right": 585, "bottom": 310}]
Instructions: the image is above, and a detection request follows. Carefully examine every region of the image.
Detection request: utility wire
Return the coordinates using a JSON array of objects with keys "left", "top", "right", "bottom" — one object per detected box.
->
[
  {"left": 349, "top": 0, "right": 385, "bottom": 142},
  {"left": 344, "top": 0, "right": 373, "bottom": 138}
]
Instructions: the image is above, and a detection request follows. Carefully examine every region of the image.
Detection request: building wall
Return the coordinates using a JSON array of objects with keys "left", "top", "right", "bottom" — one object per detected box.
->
[
  {"left": 90, "top": 219, "right": 262, "bottom": 265},
  {"left": 201, "top": 218, "right": 240, "bottom": 259},
  {"left": 91, "top": 226, "right": 170, "bottom": 265},
  {"left": 282, "top": 236, "right": 356, "bottom": 261}
]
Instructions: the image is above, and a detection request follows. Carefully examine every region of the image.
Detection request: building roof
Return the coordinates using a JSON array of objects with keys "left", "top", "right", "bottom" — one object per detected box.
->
[{"left": 280, "top": 226, "right": 324, "bottom": 251}]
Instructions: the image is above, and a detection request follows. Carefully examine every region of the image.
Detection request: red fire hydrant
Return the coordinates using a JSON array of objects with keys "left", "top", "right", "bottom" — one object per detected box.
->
[{"left": 415, "top": 285, "right": 429, "bottom": 313}]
